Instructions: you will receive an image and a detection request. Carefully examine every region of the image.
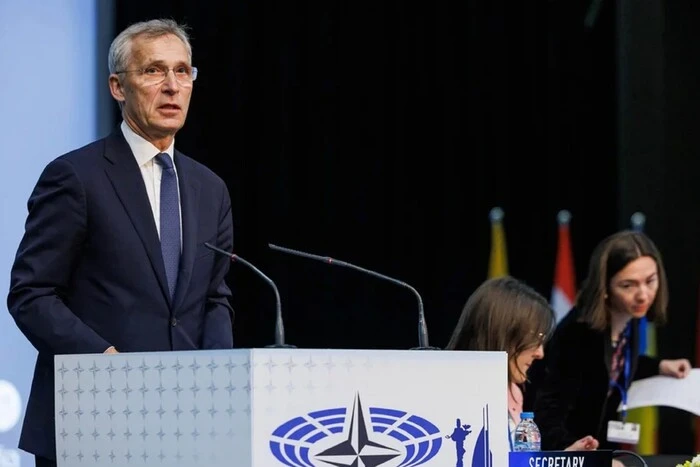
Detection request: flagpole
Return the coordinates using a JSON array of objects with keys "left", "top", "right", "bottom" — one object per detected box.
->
[
  {"left": 551, "top": 210, "right": 576, "bottom": 323},
  {"left": 487, "top": 207, "right": 508, "bottom": 279}
]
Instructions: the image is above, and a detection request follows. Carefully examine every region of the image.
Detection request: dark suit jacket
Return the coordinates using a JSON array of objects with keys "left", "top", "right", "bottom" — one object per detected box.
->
[
  {"left": 533, "top": 307, "right": 659, "bottom": 450},
  {"left": 7, "top": 129, "right": 234, "bottom": 460}
]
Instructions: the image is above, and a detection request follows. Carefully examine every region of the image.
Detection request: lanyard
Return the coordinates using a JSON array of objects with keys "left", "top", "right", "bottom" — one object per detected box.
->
[{"left": 610, "top": 323, "right": 632, "bottom": 421}]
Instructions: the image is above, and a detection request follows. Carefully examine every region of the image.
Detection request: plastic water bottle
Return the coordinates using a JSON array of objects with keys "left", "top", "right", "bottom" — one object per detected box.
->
[{"left": 513, "top": 412, "right": 541, "bottom": 452}]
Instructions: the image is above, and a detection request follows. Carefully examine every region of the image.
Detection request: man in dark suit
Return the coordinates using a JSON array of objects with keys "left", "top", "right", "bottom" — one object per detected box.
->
[{"left": 7, "top": 19, "right": 234, "bottom": 467}]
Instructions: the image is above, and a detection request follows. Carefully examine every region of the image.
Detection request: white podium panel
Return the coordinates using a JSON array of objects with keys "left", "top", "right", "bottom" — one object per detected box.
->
[{"left": 55, "top": 349, "right": 507, "bottom": 467}]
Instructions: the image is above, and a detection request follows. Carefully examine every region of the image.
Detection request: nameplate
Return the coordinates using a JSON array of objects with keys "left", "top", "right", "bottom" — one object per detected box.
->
[{"left": 509, "top": 450, "right": 613, "bottom": 467}]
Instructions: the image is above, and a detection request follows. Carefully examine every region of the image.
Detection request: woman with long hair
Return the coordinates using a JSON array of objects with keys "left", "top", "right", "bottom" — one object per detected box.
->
[
  {"left": 446, "top": 276, "right": 599, "bottom": 452},
  {"left": 533, "top": 230, "right": 691, "bottom": 451}
]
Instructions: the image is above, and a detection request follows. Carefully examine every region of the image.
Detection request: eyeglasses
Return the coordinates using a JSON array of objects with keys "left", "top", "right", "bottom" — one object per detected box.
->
[
  {"left": 115, "top": 65, "right": 198, "bottom": 86},
  {"left": 529, "top": 331, "right": 547, "bottom": 347}
]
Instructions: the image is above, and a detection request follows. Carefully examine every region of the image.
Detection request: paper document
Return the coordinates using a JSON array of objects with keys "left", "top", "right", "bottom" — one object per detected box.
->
[{"left": 618, "top": 368, "right": 700, "bottom": 415}]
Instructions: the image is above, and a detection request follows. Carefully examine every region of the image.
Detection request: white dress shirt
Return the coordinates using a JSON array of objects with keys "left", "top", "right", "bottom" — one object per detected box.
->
[{"left": 120, "top": 121, "right": 182, "bottom": 244}]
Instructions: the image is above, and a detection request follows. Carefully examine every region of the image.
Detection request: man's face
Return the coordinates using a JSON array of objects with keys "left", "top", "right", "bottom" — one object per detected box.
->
[{"left": 109, "top": 33, "right": 193, "bottom": 146}]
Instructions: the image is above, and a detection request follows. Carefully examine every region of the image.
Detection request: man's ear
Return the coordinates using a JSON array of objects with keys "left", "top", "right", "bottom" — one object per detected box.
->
[{"left": 109, "top": 74, "right": 126, "bottom": 103}]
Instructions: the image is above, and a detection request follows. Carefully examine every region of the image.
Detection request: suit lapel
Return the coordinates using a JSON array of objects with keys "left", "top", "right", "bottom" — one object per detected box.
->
[
  {"left": 102, "top": 131, "right": 171, "bottom": 304},
  {"left": 172, "top": 151, "right": 200, "bottom": 311}
]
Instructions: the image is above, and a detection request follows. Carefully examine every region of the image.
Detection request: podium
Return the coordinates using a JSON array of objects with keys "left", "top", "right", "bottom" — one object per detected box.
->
[{"left": 55, "top": 348, "right": 508, "bottom": 467}]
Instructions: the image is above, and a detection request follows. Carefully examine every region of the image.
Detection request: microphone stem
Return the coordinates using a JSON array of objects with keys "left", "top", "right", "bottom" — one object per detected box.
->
[
  {"left": 231, "top": 255, "right": 285, "bottom": 347},
  {"left": 204, "top": 242, "right": 292, "bottom": 348},
  {"left": 269, "top": 243, "right": 433, "bottom": 349}
]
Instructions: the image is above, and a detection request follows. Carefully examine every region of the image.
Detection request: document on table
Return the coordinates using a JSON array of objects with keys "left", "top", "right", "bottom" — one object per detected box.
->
[{"left": 618, "top": 368, "right": 700, "bottom": 415}]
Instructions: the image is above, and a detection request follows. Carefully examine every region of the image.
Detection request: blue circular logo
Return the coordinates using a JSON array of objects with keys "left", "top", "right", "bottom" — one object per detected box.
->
[{"left": 270, "top": 393, "right": 442, "bottom": 467}]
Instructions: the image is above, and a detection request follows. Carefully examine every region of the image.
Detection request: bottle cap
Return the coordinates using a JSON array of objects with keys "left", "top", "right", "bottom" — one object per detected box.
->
[{"left": 520, "top": 411, "right": 534, "bottom": 419}]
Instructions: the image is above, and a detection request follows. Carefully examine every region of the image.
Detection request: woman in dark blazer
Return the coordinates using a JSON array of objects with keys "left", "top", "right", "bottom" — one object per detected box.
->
[{"left": 534, "top": 230, "right": 691, "bottom": 451}]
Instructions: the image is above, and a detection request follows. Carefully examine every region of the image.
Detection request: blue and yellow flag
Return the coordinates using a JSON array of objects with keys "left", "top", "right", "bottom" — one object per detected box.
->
[{"left": 625, "top": 212, "right": 658, "bottom": 455}]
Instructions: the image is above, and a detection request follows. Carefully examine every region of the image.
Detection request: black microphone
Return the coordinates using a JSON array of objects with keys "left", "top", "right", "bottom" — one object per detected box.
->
[
  {"left": 204, "top": 243, "right": 295, "bottom": 349},
  {"left": 268, "top": 243, "right": 439, "bottom": 350}
]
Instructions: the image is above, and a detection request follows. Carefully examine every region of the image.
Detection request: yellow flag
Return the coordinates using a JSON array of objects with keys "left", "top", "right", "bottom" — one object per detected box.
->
[
  {"left": 625, "top": 324, "right": 658, "bottom": 454},
  {"left": 624, "top": 212, "right": 658, "bottom": 455},
  {"left": 488, "top": 207, "right": 509, "bottom": 278}
]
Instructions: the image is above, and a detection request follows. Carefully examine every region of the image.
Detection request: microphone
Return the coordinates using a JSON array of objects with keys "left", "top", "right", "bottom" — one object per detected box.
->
[
  {"left": 268, "top": 243, "right": 439, "bottom": 350},
  {"left": 204, "top": 243, "right": 295, "bottom": 349}
]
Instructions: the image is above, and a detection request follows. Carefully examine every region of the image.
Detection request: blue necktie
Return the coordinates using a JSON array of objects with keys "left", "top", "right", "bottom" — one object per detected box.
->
[{"left": 155, "top": 153, "right": 181, "bottom": 299}]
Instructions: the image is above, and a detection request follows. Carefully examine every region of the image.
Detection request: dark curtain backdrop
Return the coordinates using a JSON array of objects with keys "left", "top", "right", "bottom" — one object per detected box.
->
[
  {"left": 111, "top": 0, "right": 699, "bottom": 454},
  {"left": 113, "top": 0, "right": 617, "bottom": 348}
]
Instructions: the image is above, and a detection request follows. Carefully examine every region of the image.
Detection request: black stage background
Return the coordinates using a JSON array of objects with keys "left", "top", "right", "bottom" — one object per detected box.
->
[{"left": 110, "top": 0, "right": 700, "bottom": 454}]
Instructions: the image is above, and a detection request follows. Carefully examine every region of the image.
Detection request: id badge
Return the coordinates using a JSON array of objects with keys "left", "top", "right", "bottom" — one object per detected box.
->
[{"left": 607, "top": 420, "right": 640, "bottom": 444}]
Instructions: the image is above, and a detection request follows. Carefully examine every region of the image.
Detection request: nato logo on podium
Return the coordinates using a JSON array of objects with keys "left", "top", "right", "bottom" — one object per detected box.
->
[{"left": 270, "top": 392, "right": 493, "bottom": 467}]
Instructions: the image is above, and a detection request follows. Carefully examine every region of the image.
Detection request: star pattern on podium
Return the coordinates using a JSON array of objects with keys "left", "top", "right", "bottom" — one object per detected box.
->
[
  {"left": 315, "top": 393, "right": 399, "bottom": 467},
  {"left": 121, "top": 361, "right": 133, "bottom": 377},
  {"left": 189, "top": 359, "right": 201, "bottom": 375},
  {"left": 54, "top": 353, "right": 260, "bottom": 464},
  {"left": 224, "top": 358, "right": 237, "bottom": 375},
  {"left": 73, "top": 362, "right": 84, "bottom": 378},
  {"left": 344, "top": 359, "right": 355, "bottom": 372},
  {"left": 138, "top": 359, "right": 150, "bottom": 377},
  {"left": 284, "top": 356, "right": 298, "bottom": 373},
  {"left": 155, "top": 359, "right": 166, "bottom": 376},
  {"left": 264, "top": 357, "right": 277, "bottom": 373},
  {"left": 172, "top": 359, "right": 183, "bottom": 376},
  {"left": 304, "top": 356, "right": 316, "bottom": 370}
]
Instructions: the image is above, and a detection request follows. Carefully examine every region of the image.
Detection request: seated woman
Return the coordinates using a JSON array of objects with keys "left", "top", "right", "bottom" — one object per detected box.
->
[{"left": 445, "top": 276, "right": 599, "bottom": 452}]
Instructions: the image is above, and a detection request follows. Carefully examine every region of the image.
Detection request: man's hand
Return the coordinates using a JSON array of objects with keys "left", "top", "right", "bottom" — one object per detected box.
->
[
  {"left": 104, "top": 346, "right": 118, "bottom": 354},
  {"left": 659, "top": 358, "right": 692, "bottom": 378}
]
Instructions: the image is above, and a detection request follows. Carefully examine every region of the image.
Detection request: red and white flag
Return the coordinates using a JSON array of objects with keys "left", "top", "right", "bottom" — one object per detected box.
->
[{"left": 551, "top": 210, "right": 576, "bottom": 322}]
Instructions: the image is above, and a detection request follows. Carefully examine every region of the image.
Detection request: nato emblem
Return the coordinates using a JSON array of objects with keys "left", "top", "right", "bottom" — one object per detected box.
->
[{"left": 269, "top": 392, "right": 442, "bottom": 466}]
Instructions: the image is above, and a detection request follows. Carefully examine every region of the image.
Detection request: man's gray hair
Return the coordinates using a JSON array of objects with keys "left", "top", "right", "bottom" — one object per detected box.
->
[{"left": 108, "top": 19, "right": 192, "bottom": 74}]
